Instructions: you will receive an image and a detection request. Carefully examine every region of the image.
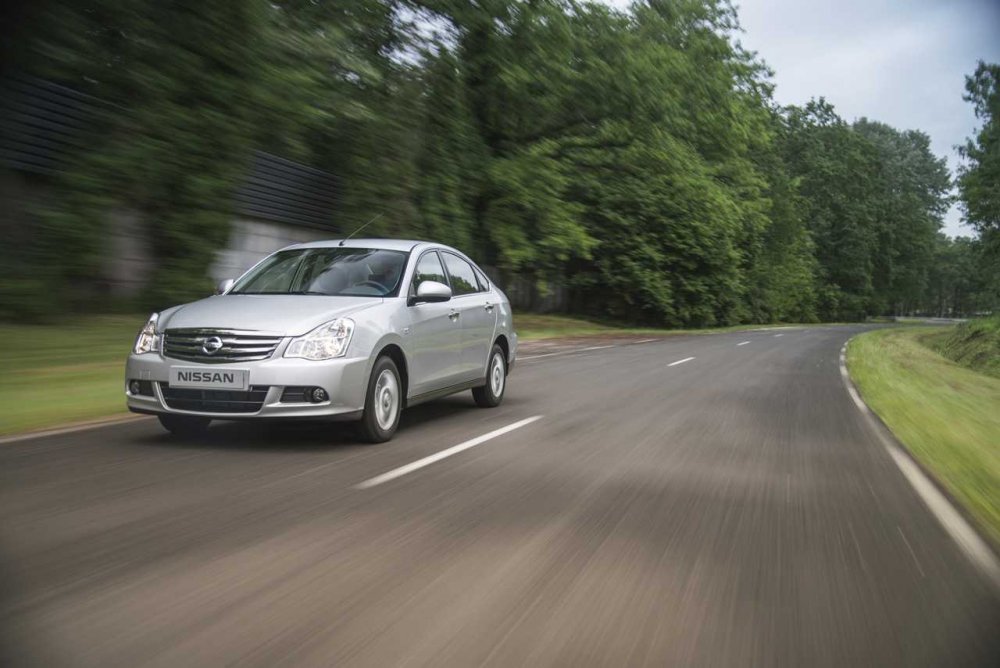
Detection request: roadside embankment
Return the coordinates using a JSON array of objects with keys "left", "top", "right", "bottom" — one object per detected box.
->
[
  {"left": 847, "top": 326, "right": 1000, "bottom": 545},
  {"left": 920, "top": 315, "right": 1000, "bottom": 379}
]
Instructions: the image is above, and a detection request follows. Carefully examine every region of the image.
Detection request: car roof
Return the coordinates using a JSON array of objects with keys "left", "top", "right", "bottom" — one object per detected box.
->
[{"left": 284, "top": 238, "right": 464, "bottom": 255}]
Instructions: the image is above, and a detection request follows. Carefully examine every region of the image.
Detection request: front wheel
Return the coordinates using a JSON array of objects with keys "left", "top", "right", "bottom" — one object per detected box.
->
[
  {"left": 359, "top": 356, "right": 402, "bottom": 443},
  {"left": 157, "top": 414, "right": 211, "bottom": 437},
  {"left": 472, "top": 345, "right": 506, "bottom": 408}
]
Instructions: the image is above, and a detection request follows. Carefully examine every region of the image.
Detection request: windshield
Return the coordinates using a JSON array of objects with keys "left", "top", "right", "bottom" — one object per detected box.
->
[{"left": 230, "top": 248, "right": 408, "bottom": 297}]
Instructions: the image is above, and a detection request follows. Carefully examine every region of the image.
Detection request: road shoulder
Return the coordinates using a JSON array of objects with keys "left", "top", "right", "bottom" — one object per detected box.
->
[{"left": 843, "top": 328, "right": 1000, "bottom": 588}]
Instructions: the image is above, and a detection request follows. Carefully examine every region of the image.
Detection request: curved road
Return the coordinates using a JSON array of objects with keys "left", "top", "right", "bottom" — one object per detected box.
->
[{"left": 1, "top": 325, "right": 998, "bottom": 666}]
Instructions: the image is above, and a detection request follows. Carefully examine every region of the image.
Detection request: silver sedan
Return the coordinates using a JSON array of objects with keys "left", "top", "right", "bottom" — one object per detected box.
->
[{"left": 125, "top": 239, "right": 517, "bottom": 442}]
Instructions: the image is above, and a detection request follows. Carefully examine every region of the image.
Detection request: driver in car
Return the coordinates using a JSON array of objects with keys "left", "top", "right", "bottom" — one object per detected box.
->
[{"left": 365, "top": 255, "right": 403, "bottom": 293}]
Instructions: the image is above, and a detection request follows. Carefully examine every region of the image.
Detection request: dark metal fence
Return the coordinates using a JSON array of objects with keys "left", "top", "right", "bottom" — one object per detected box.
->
[
  {"left": 0, "top": 75, "right": 105, "bottom": 174},
  {"left": 1, "top": 75, "right": 340, "bottom": 229}
]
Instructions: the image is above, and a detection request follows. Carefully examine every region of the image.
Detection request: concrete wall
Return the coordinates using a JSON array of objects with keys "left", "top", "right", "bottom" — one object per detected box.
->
[
  {"left": 103, "top": 216, "right": 329, "bottom": 296},
  {"left": 107, "top": 208, "right": 154, "bottom": 296},
  {"left": 210, "top": 219, "right": 331, "bottom": 283}
]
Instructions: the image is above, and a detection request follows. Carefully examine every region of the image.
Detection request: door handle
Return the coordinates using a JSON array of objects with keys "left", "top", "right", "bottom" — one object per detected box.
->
[
  {"left": 448, "top": 310, "right": 460, "bottom": 321},
  {"left": 484, "top": 302, "right": 495, "bottom": 312}
]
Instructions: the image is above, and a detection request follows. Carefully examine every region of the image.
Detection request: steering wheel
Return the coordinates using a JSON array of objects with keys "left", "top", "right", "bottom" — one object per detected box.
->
[{"left": 356, "top": 280, "right": 388, "bottom": 293}]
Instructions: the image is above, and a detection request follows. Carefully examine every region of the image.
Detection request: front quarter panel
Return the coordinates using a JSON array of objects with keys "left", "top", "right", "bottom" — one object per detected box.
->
[{"left": 349, "top": 299, "right": 412, "bottom": 394}]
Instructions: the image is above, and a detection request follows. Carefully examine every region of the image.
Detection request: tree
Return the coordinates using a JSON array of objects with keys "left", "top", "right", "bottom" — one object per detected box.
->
[
  {"left": 781, "top": 100, "right": 883, "bottom": 320},
  {"left": 854, "top": 119, "right": 950, "bottom": 315},
  {"left": 958, "top": 61, "right": 1000, "bottom": 256},
  {"left": 746, "top": 115, "right": 818, "bottom": 323},
  {"left": 413, "top": 47, "right": 488, "bottom": 255},
  {"left": 1, "top": 0, "right": 971, "bottom": 325}
]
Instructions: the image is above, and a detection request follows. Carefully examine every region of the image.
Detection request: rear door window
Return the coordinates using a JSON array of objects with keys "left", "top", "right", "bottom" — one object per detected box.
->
[{"left": 473, "top": 266, "right": 490, "bottom": 292}]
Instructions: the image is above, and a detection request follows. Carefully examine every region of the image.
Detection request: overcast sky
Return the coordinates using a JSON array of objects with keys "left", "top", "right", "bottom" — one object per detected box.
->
[{"left": 604, "top": 0, "right": 1000, "bottom": 237}]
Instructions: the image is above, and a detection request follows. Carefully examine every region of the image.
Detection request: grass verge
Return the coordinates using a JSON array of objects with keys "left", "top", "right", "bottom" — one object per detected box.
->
[
  {"left": 847, "top": 327, "right": 1000, "bottom": 544},
  {"left": 515, "top": 314, "right": 667, "bottom": 340},
  {"left": 514, "top": 312, "right": 826, "bottom": 340},
  {"left": 0, "top": 315, "right": 141, "bottom": 436}
]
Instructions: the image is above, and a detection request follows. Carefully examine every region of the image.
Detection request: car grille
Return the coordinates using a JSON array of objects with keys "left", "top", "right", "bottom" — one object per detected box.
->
[
  {"left": 160, "top": 383, "right": 269, "bottom": 413},
  {"left": 162, "top": 329, "right": 283, "bottom": 363}
]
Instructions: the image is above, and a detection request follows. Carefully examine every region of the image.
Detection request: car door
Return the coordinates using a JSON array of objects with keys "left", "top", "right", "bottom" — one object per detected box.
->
[
  {"left": 440, "top": 251, "right": 497, "bottom": 381},
  {"left": 405, "top": 251, "right": 465, "bottom": 397}
]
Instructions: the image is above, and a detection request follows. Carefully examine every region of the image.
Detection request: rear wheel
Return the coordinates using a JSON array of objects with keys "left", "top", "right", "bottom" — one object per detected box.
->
[
  {"left": 157, "top": 414, "right": 211, "bottom": 437},
  {"left": 359, "top": 356, "right": 402, "bottom": 443},
  {"left": 472, "top": 344, "right": 506, "bottom": 408}
]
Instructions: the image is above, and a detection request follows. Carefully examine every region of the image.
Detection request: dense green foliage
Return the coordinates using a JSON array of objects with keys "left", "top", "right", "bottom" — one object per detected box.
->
[
  {"left": 958, "top": 62, "right": 1000, "bottom": 255},
  {"left": 2, "top": 1, "right": 995, "bottom": 323},
  {"left": 5, "top": 1, "right": 267, "bottom": 310}
]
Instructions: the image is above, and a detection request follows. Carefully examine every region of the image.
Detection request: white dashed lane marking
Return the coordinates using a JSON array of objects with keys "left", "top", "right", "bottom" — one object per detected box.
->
[{"left": 355, "top": 416, "right": 544, "bottom": 489}]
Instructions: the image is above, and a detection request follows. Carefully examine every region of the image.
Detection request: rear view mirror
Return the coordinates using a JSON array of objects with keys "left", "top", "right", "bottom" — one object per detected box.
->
[
  {"left": 216, "top": 278, "right": 235, "bottom": 295},
  {"left": 411, "top": 280, "right": 451, "bottom": 305}
]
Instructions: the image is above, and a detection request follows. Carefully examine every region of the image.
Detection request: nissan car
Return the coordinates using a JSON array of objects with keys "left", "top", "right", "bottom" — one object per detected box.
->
[{"left": 125, "top": 239, "right": 516, "bottom": 442}]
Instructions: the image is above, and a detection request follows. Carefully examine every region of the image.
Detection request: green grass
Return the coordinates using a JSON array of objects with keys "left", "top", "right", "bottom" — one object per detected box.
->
[
  {"left": 514, "top": 314, "right": 667, "bottom": 339},
  {"left": 0, "top": 315, "right": 142, "bottom": 435},
  {"left": 920, "top": 315, "right": 1000, "bottom": 379},
  {"left": 847, "top": 327, "right": 1000, "bottom": 544}
]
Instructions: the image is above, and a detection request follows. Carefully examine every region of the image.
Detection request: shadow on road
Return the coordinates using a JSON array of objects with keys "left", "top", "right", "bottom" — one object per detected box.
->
[{"left": 130, "top": 395, "right": 485, "bottom": 452}]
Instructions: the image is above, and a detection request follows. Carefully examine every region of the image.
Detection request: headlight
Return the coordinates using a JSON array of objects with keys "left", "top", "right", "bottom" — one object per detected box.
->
[
  {"left": 285, "top": 318, "right": 355, "bottom": 361},
  {"left": 133, "top": 313, "right": 160, "bottom": 355}
]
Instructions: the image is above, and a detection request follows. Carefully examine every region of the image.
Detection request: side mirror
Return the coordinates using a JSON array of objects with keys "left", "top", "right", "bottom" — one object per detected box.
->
[
  {"left": 410, "top": 280, "right": 451, "bottom": 305},
  {"left": 216, "top": 278, "right": 235, "bottom": 295}
]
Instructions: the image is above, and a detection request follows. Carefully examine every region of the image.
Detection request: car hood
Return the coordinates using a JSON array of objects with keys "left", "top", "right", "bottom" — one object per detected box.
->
[{"left": 159, "top": 295, "right": 383, "bottom": 336}]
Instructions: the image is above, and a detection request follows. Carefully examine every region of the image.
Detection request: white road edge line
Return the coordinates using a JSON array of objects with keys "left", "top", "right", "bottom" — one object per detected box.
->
[
  {"left": 667, "top": 356, "right": 695, "bottom": 367},
  {"left": 634, "top": 339, "right": 660, "bottom": 344},
  {"left": 519, "top": 345, "right": 613, "bottom": 361},
  {"left": 773, "top": 333, "right": 784, "bottom": 337},
  {"left": 737, "top": 341, "right": 750, "bottom": 346},
  {"left": 354, "top": 415, "right": 544, "bottom": 489},
  {"left": 518, "top": 351, "right": 565, "bottom": 360},
  {"left": 839, "top": 341, "right": 1000, "bottom": 591},
  {"left": 0, "top": 415, "right": 151, "bottom": 445}
]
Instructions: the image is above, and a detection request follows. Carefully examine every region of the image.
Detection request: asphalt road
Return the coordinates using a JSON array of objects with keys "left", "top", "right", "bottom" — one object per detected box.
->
[{"left": 2, "top": 325, "right": 998, "bottom": 666}]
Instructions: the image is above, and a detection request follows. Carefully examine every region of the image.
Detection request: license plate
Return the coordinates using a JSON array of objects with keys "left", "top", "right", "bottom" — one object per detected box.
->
[{"left": 169, "top": 367, "right": 248, "bottom": 390}]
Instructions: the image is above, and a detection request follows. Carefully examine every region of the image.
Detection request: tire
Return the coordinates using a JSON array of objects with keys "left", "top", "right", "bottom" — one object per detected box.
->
[
  {"left": 359, "top": 356, "right": 402, "bottom": 443},
  {"left": 157, "top": 414, "right": 211, "bottom": 437},
  {"left": 472, "top": 344, "right": 506, "bottom": 408}
]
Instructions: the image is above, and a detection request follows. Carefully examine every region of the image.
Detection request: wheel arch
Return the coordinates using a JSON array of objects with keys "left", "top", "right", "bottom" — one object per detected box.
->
[
  {"left": 493, "top": 334, "right": 510, "bottom": 369},
  {"left": 374, "top": 342, "right": 409, "bottom": 407}
]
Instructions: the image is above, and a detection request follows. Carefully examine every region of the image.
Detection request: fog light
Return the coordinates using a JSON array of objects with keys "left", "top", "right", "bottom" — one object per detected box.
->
[
  {"left": 129, "top": 380, "right": 141, "bottom": 395},
  {"left": 310, "top": 387, "right": 329, "bottom": 403}
]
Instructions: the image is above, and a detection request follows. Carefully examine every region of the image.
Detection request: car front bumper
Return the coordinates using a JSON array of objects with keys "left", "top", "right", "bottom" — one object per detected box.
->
[{"left": 125, "top": 352, "right": 369, "bottom": 421}]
